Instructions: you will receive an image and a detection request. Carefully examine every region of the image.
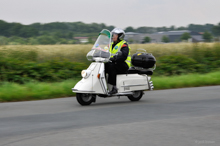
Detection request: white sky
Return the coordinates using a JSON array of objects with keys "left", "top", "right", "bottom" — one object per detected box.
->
[{"left": 0, "top": 0, "right": 220, "bottom": 29}]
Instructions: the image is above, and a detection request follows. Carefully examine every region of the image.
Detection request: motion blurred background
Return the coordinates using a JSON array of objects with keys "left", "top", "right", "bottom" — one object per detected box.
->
[{"left": 0, "top": 0, "right": 220, "bottom": 101}]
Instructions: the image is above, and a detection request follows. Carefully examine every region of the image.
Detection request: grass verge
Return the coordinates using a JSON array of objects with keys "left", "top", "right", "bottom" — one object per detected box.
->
[
  {"left": 153, "top": 71, "right": 220, "bottom": 89},
  {"left": 0, "top": 79, "right": 79, "bottom": 102},
  {"left": 0, "top": 71, "right": 220, "bottom": 102}
]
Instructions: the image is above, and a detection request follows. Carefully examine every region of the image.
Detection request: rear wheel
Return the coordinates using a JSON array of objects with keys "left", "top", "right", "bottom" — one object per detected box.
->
[
  {"left": 127, "top": 91, "right": 143, "bottom": 101},
  {"left": 76, "top": 93, "right": 96, "bottom": 106}
]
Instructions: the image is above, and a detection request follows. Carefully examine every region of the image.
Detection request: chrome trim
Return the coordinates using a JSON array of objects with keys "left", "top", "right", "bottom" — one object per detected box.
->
[
  {"left": 121, "top": 84, "right": 148, "bottom": 87},
  {"left": 115, "top": 92, "right": 133, "bottom": 96},
  {"left": 148, "top": 80, "right": 154, "bottom": 91},
  {"left": 99, "top": 76, "right": 108, "bottom": 94},
  {"left": 72, "top": 88, "right": 95, "bottom": 93},
  {"left": 98, "top": 92, "right": 133, "bottom": 98}
]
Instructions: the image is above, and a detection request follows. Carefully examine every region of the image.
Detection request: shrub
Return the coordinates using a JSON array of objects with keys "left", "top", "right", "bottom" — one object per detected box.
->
[
  {"left": 156, "top": 55, "right": 198, "bottom": 76},
  {"left": 1, "top": 43, "right": 220, "bottom": 83},
  {"left": 0, "top": 58, "right": 87, "bottom": 83}
]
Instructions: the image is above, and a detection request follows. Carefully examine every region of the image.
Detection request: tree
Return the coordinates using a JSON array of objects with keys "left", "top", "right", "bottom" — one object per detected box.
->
[
  {"left": 67, "top": 32, "right": 73, "bottom": 39},
  {"left": 28, "top": 37, "right": 39, "bottom": 45},
  {"left": 162, "top": 36, "right": 169, "bottom": 43},
  {"left": 161, "top": 26, "right": 168, "bottom": 31},
  {"left": 212, "top": 23, "right": 220, "bottom": 36},
  {"left": 181, "top": 32, "right": 191, "bottom": 41},
  {"left": 125, "top": 26, "right": 135, "bottom": 32},
  {"left": 19, "top": 26, "right": 38, "bottom": 38},
  {"left": 143, "top": 36, "right": 151, "bottom": 43},
  {"left": 203, "top": 31, "right": 213, "bottom": 42},
  {"left": 188, "top": 24, "right": 214, "bottom": 32},
  {"left": 107, "top": 25, "right": 114, "bottom": 31},
  {"left": 0, "top": 20, "right": 10, "bottom": 36},
  {"left": 54, "top": 31, "right": 63, "bottom": 39},
  {"left": 177, "top": 26, "right": 187, "bottom": 30},
  {"left": 9, "top": 23, "right": 23, "bottom": 36},
  {"left": 37, "top": 35, "right": 56, "bottom": 44},
  {"left": 156, "top": 27, "right": 163, "bottom": 32},
  {"left": 0, "top": 36, "right": 9, "bottom": 45},
  {"left": 169, "top": 25, "right": 175, "bottom": 31},
  {"left": 9, "top": 36, "right": 27, "bottom": 45},
  {"left": 58, "top": 38, "right": 68, "bottom": 44},
  {"left": 136, "top": 27, "right": 156, "bottom": 33},
  {"left": 88, "top": 37, "right": 95, "bottom": 44}
]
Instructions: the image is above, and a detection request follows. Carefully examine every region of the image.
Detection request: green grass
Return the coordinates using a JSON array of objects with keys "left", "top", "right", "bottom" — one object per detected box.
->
[
  {"left": 153, "top": 71, "right": 220, "bottom": 89},
  {"left": 0, "top": 71, "right": 220, "bottom": 102},
  {"left": 0, "top": 79, "right": 79, "bottom": 102}
]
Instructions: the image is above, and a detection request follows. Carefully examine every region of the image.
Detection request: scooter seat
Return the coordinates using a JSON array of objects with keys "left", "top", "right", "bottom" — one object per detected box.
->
[
  {"left": 138, "top": 70, "right": 153, "bottom": 75},
  {"left": 127, "top": 68, "right": 139, "bottom": 74},
  {"left": 127, "top": 68, "right": 153, "bottom": 75}
]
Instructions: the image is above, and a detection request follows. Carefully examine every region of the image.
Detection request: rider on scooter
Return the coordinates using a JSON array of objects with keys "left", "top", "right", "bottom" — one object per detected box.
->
[{"left": 105, "top": 28, "right": 132, "bottom": 95}]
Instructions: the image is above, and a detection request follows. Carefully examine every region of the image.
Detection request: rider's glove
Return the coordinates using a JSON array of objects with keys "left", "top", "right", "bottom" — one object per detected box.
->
[{"left": 110, "top": 57, "right": 116, "bottom": 63}]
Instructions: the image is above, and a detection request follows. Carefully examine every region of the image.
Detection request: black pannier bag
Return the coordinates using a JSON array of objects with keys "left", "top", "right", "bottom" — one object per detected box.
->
[{"left": 131, "top": 52, "right": 156, "bottom": 69}]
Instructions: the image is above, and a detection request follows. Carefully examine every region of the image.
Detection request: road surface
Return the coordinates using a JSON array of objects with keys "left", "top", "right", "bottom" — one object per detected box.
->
[{"left": 0, "top": 86, "right": 220, "bottom": 146}]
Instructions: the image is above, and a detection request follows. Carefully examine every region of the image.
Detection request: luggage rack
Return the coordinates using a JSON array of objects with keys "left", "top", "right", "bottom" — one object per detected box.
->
[
  {"left": 135, "top": 49, "right": 154, "bottom": 57},
  {"left": 127, "top": 66, "right": 154, "bottom": 75},
  {"left": 131, "top": 48, "right": 156, "bottom": 71},
  {"left": 133, "top": 64, "right": 156, "bottom": 71}
]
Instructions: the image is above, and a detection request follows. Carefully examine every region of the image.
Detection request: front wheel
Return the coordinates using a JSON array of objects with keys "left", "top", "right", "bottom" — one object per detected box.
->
[
  {"left": 76, "top": 93, "right": 96, "bottom": 106},
  {"left": 127, "top": 91, "right": 143, "bottom": 101}
]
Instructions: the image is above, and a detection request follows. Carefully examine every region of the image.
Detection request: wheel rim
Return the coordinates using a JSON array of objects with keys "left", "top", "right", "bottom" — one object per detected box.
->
[
  {"left": 133, "top": 91, "right": 141, "bottom": 98},
  {"left": 82, "top": 94, "right": 92, "bottom": 102}
]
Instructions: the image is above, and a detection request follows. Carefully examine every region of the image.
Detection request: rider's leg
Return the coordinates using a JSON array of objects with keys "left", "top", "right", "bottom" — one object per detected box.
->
[{"left": 107, "top": 63, "right": 128, "bottom": 95}]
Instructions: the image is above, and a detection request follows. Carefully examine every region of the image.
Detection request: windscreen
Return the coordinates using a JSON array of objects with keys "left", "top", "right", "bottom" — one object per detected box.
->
[{"left": 87, "top": 29, "right": 111, "bottom": 61}]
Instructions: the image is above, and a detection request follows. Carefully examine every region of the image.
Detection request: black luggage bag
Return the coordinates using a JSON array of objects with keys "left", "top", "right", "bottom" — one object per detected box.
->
[{"left": 131, "top": 53, "right": 156, "bottom": 69}]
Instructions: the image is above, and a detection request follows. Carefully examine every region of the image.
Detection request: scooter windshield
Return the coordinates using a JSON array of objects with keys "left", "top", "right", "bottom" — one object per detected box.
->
[{"left": 87, "top": 29, "right": 111, "bottom": 62}]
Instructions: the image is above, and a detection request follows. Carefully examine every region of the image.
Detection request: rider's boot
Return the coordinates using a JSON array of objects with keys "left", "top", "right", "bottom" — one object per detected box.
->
[{"left": 108, "top": 85, "right": 118, "bottom": 95}]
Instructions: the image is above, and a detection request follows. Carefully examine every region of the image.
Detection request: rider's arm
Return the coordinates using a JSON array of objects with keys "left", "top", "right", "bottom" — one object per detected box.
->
[{"left": 115, "top": 43, "right": 129, "bottom": 63}]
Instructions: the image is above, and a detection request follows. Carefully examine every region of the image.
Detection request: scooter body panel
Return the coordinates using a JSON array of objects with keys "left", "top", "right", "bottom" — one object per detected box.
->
[
  {"left": 116, "top": 74, "right": 149, "bottom": 93},
  {"left": 72, "top": 29, "right": 155, "bottom": 105},
  {"left": 73, "top": 61, "right": 150, "bottom": 95},
  {"left": 72, "top": 62, "right": 106, "bottom": 94}
]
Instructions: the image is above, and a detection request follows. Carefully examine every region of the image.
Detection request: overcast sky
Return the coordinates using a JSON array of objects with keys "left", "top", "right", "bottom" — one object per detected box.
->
[{"left": 0, "top": 0, "right": 219, "bottom": 29}]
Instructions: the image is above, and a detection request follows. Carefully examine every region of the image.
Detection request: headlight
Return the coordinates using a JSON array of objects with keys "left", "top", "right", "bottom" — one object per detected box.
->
[
  {"left": 81, "top": 70, "right": 91, "bottom": 79},
  {"left": 81, "top": 70, "right": 87, "bottom": 78}
]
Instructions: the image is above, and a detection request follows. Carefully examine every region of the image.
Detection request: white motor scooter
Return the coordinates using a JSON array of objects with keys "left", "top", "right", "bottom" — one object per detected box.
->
[{"left": 72, "top": 29, "right": 155, "bottom": 105}]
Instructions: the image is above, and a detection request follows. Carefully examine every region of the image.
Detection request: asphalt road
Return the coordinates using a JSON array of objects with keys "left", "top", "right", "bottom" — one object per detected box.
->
[{"left": 0, "top": 86, "right": 220, "bottom": 146}]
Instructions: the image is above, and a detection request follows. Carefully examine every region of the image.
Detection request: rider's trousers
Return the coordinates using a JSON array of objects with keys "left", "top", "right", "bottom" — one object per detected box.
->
[{"left": 105, "top": 62, "right": 129, "bottom": 86}]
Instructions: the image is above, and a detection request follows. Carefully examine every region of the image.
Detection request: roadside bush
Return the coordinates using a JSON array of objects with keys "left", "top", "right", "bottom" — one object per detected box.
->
[
  {"left": 37, "top": 35, "right": 57, "bottom": 45},
  {"left": 0, "top": 58, "right": 87, "bottom": 83},
  {"left": 155, "top": 54, "right": 220, "bottom": 76},
  {"left": 1, "top": 43, "right": 220, "bottom": 84},
  {"left": 0, "top": 36, "right": 9, "bottom": 45},
  {"left": 156, "top": 55, "right": 198, "bottom": 75}
]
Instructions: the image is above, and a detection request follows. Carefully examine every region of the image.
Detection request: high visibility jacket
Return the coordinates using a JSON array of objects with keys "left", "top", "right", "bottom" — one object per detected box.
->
[{"left": 109, "top": 40, "right": 131, "bottom": 67}]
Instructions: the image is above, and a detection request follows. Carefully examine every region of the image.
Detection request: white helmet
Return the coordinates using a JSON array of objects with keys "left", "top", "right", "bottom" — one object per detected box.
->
[{"left": 111, "top": 28, "right": 125, "bottom": 40}]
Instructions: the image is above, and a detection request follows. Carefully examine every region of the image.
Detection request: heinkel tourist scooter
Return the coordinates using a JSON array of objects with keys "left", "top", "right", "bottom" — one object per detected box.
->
[{"left": 72, "top": 29, "right": 155, "bottom": 105}]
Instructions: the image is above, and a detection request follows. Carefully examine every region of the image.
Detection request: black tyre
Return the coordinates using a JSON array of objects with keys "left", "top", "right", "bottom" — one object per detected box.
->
[
  {"left": 127, "top": 91, "right": 143, "bottom": 101},
  {"left": 76, "top": 93, "right": 95, "bottom": 106}
]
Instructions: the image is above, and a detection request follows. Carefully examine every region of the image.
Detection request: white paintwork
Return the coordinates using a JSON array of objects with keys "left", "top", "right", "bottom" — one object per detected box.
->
[
  {"left": 73, "top": 62, "right": 104, "bottom": 94},
  {"left": 72, "top": 29, "right": 153, "bottom": 96},
  {"left": 117, "top": 74, "right": 149, "bottom": 93},
  {"left": 72, "top": 62, "right": 151, "bottom": 95}
]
